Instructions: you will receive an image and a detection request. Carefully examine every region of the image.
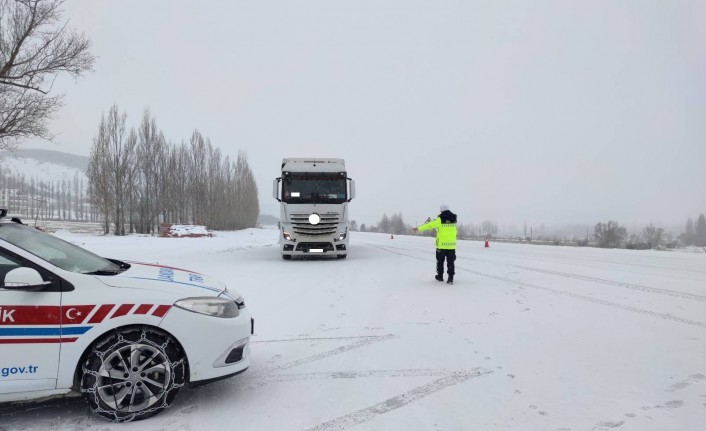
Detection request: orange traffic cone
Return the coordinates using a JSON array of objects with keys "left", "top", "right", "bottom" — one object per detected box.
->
[{"left": 484, "top": 240, "right": 489, "bottom": 248}]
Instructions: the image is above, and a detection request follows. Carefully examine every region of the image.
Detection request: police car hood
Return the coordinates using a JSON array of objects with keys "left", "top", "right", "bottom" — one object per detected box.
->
[{"left": 95, "top": 262, "right": 227, "bottom": 297}]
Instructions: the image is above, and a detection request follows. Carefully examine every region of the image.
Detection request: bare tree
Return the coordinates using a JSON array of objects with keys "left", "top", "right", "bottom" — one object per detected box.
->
[
  {"left": 189, "top": 130, "right": 208, "bottom": 224},
  {"left": 166, "top": 142, "right": 190, "bottom": 224},
  {"left": 87, "top": 116, "right": 113, "bottom": 233},
  {"left": 110, "top": 116, "right": 137, "bottom": 235},
  {"left": 235, "top": 150, "right": 259, "bottom": 229},
  {"left": 696, "top": 214, "right": 706, "bottom": 247},
  {"left": 481, "top": 220, "right": 498, "bottom": 237},
  {"left": 641, "top": 224, "right": 664, "bottom": 248},
  {"left": 378, "top": 213, "right": 390, "bottom": 233},
  {"left": 594, "top": 220, "right": 627, "bottom": 248},
  {"left": 389, "top": 212, "right": 407, "bottom": 235},
  {"left": 86, "top": 105, "right": 136, "bottom": 235},
  {"left": 135, "top": 109, "right": 164, "bottom": 233},
  {"left": 0, "top": 0, "right": 94, "bottom": 150},
  {"left": 85, "top": 105, "right": 260, "bottom": 234},
  {"left": 205, "top": 144, "right": 222, "bottom": 228},
  {"left": 682, "top": 218, "right": 695, "bottom": 246}
]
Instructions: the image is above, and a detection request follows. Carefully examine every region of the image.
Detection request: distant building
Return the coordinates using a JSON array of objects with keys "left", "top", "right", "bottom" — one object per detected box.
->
[{"left": 0, "top": 189, "right": 29, "bottom": 216}]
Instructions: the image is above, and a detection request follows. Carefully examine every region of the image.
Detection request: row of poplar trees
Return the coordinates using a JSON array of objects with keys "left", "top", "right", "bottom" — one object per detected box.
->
[{"left": 87, "top": 105, "right": 259, "bottom": 235}]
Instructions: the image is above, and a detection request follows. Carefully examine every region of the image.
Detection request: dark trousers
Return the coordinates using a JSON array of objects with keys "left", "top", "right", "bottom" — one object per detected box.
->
[{"left": 436, "top": 249, "right": 456, "bottom": 277}]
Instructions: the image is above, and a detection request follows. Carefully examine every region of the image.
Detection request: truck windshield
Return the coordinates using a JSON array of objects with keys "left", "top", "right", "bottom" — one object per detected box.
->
[
  {"left": 0, "top": 223, "right": 123, "bottom": 274},
  {"left": 283, "top": 174, "right": 347, "bottom": 204}
]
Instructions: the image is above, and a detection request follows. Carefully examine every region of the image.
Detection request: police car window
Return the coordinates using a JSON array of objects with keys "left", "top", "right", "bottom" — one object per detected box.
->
[
  {"left": 0, "top": 224, "right": 121, "bottom": 274},
  {"left": 0, "top": 252, "right": 20, "bottom": 266},
  {"left": 0, "top": 249, "right": 21, "bottom": 286}
]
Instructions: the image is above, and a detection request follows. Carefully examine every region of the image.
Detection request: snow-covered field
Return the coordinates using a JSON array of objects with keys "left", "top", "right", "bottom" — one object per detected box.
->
[{"left": 2, "top": 228, "right": 705, "bottom": 431}]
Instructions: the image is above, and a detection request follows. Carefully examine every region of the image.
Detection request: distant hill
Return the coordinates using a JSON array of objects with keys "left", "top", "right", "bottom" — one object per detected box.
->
[
  {"left": 0, "top": 149, "right": 89, "bottom": 172},
  {"left": 0, "top": 149, "right": 88, "bottom": 184}
]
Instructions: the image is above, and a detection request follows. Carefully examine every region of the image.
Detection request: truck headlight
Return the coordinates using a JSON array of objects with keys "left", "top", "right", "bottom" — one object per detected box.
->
[
  {"left": 336, "top": 232, "right": 347, "bottom": 241},
  {"left": 175, "top": 297, "right": 239, "bottom": 318},
  {"left": 283, "top": 231, "right": 294, "bottom": 241}
]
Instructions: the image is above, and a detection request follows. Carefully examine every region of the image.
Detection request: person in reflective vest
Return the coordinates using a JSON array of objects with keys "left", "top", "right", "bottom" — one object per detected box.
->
[{"left": 412, "top": 204, "right": 457, "bottom": 284}]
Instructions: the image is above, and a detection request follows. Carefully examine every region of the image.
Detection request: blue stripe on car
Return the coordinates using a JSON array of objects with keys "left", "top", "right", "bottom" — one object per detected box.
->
[{"left": 0, "top": 326, "right": 93, "bottom": 336}]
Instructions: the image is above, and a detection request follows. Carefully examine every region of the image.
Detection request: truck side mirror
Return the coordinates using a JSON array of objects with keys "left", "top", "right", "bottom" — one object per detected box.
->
[
  {"left": 348, "top": 179, "right": 355, "bottom": 201},
  {"left": 273, "top": 178, "right": 281, "bottom": 202}
]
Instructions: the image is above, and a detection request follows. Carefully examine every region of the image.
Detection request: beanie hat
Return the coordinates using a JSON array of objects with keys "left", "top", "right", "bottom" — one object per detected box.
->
[{"left": 440, "top": 204, "right": 449, "bottom": 212}]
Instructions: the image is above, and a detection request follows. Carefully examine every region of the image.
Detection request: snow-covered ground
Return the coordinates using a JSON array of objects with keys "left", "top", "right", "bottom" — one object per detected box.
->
[{"left": 2, "top": 228, "right": 705, "bottom": 431}]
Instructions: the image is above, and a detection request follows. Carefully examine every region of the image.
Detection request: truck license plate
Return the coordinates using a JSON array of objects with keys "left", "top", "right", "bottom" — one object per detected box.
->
[{"left": 309, "top": 249, "right": 324, "bottom": 253}]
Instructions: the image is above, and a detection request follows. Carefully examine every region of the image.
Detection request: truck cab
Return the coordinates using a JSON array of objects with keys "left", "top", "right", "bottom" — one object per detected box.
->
[{"left": 273, "top": 158, "right": 355, "bottom": 260}]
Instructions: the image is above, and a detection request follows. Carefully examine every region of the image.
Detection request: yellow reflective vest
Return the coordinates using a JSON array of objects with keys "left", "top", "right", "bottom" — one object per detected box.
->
[{"left": 417, "top": 216, "right": 457, "bottom": 250}]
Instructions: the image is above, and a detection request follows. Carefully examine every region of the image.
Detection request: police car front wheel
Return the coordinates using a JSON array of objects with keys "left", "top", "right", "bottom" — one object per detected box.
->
[{"left": 80, "top": 326, "right": 187, "bottom": 422}]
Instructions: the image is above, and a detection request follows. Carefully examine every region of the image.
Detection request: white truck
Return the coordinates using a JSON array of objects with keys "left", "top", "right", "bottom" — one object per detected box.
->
[{"left": 273, "top": 158, "right": 355, "bottom": 260}]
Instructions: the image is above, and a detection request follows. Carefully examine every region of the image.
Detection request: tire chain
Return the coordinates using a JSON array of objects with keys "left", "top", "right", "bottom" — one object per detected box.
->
[{"left": 80, "top": 327, "right": 186, "bottom": 422}]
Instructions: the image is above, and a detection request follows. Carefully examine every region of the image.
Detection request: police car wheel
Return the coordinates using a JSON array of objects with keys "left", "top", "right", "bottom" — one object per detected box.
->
[{"left": 80, "top": 326, "right": 187, "bottom": 422}]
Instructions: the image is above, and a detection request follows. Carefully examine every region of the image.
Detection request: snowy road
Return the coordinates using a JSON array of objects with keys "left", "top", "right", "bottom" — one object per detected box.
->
[{"left": 2, "top": 229, "right": 705, "bottom": 431}]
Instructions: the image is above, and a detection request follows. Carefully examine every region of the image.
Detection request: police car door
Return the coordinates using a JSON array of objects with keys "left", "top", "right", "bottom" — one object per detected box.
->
[{"left": 0, "top": 247, "right": 61, "bottom": 395}]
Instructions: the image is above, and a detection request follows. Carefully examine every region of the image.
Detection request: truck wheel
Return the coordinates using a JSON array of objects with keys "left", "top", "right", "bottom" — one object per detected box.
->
[
  {"left": 80, "top": 326, "right": 186, "bottom": 422},
  {"left": 282, "top": 255, "right": 292, "bottom": 260}
]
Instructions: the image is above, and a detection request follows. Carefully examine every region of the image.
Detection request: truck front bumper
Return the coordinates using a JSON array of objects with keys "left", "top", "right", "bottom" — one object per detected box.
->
[{"left": 282, "top": 241, "right": 347, "bottom": 256}]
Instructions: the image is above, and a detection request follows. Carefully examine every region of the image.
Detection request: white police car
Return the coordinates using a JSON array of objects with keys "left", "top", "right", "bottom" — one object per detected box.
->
[{"left": 0, "top": 210, "right": 253, "bottom": 421}]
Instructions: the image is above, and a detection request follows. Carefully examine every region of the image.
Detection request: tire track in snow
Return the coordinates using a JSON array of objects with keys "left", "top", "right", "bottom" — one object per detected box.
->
[
  {"left": 249, "top": 334, "right": 397, "bottom": 378},
  {"left": 367, "top": 242, "right": 706, "bottom": 302},
  {"left": 252, "top": 335, "right": 384, "bottom": 343},
  {"left": 369, "top": 244, "right": 706, "bottom": 329},
  {"left": 462, "top": 256, "right": 706, "bottom": 302},
  {"left": 249, "top": 334, "right": 493, "bottom": 431},
  {"left": 303, "top": 369, "right": 492, "bottom": 431},
  {"left": 461, "top": 266, "right": 706, "bottom": 329},
  {"left": 255, "top": 368, "right": 480, "bottom": 383},
  {"left": 462, "top": 243, "right": 706, "bottom": 276}
]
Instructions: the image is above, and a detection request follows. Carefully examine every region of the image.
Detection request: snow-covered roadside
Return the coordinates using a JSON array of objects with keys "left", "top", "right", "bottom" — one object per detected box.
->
[{"left": 2, "top": 230, "right": 705, "bottom": 431}]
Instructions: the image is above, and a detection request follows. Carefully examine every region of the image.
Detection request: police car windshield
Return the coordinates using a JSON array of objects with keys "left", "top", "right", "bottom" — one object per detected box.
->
[{"left": 0, "top": 223, "right": 122, "bottom": 274}]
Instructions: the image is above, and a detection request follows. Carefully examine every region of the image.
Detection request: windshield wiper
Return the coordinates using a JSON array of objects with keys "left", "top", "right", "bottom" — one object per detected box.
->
[{"left": 83, "top": 269, "right": 124, "bottom": 276}]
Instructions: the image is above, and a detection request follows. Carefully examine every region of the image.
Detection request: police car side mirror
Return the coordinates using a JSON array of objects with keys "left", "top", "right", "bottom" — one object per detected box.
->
[{"left": 2, "top": 267, "right": 51, "bottom": 291}]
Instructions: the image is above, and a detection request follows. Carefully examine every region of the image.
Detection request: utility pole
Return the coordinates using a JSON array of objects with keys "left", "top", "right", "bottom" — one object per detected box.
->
[{"left": 31, "top": 197, "right": 48, "bottom": 227}]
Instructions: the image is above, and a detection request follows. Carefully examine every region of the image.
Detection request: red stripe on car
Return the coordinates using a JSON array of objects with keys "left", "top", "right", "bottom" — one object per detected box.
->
[
  {"left": 0, "top": 306, "right": 60, "bottom": 325},
  {"left": 152, "top": 305, "right": 171, "bottom": 318},
  {"left": 110, "top": 304, "right": 134, "bottom": 319},
  {"left": 88, "top": 304, "right": 115, "bottom": 324},
  {"left": 63, "top": 305, "right": 97, "bottom": 325},
  {"left": 0, "top": 305, "right": 99, "bottom": 325},
  {"left": 133, "top": 304, "right": 153, "bottom": 315}
]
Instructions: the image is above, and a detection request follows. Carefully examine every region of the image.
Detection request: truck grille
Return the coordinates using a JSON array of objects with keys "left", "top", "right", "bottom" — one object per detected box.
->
[{"left": 291, "top": 212, "right": 340, "bottom": 236}]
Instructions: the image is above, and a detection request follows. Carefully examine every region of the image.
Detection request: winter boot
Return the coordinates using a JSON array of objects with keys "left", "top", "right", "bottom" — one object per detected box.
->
[
  {"left": 435, "top": 274, "right": 444, "bottom": 282},
  {"left": 447, "top": 275, "right": 454, "bottom": 285}
]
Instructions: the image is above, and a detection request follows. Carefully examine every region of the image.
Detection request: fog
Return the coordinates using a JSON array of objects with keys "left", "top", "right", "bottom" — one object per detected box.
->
[{"left": 26, "top": 0, "right": 706, "bottom": 229}]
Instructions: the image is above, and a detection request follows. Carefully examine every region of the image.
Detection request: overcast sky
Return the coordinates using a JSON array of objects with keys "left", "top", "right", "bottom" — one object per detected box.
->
[{"left": 27, "top": 0, "right": 706, "bottom": 228}]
